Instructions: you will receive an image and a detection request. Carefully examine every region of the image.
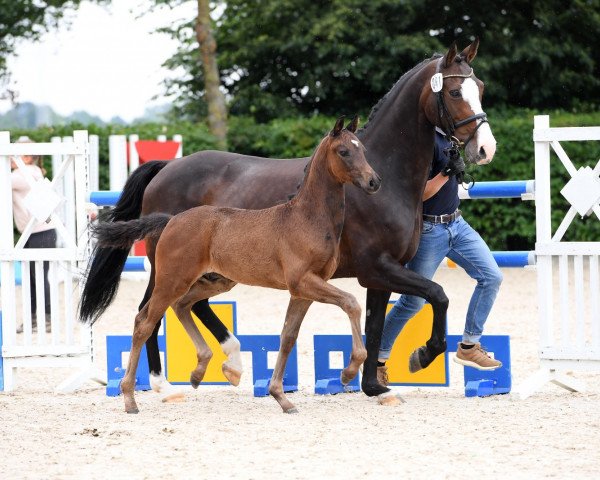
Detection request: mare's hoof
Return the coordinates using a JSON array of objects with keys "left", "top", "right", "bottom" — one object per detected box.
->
[
  {"left": 377, "top": 392, "right": 406, "bottom": 406},
  {"left": 362, "top": 381, "right": 390, "bottom": 398},
  {"left": 126, "top": 407, "right": 139, "bottom": 414},
  {"left": 409, "top": 347, "right": 425, "bottom": 373},
  {"left": 284, "top": 407, "right": 299, "bottom": 414},
  {"left": 222, "top": 363, "right": 242, "bottom": 387}
]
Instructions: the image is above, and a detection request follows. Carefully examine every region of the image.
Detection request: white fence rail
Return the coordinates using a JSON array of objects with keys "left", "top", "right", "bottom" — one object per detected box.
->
[
  {"left": 0, "top": 130, "right": 102, "bottom": 392},
  {"left": 517, "top": 115, "right": 600, "bottom": 399}
]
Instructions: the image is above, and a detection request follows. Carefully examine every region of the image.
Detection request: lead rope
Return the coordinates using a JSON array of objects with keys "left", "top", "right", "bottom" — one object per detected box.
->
[{"left": 434, "top": 58, "right": 482, "bottom": 191}]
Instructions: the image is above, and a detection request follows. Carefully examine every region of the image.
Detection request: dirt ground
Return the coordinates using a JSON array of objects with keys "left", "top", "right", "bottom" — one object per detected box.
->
[{"left": 1, "top": 268, "right": 599, "bottom": 479}]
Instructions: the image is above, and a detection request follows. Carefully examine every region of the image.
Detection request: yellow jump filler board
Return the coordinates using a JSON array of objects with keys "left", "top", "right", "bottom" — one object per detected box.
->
[
  {"left": 385, "top": 303, "right": 449, "bottom": 386},
  {"left": 165, "top": 302, "right": 236, "bottom": 385}
]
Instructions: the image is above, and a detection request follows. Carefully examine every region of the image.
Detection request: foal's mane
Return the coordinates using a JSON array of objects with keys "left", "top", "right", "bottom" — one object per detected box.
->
[
  {"left": 288, "top": 131, "right": 342, "bottom": 200},
  {"left": 361, "top": 53, "right": 442, "bottom": 132}
]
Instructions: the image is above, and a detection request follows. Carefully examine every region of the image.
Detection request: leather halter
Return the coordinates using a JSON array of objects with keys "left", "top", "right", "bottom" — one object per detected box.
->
[{"left": 434, "top": 58, "right": 488, "bottom": 149}]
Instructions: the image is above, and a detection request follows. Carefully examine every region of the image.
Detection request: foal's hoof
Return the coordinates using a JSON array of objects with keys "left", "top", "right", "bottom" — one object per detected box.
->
[
  {"left": 377, "top": 392, "right": 406, "bottom": 406},
  {"left": 126, "top": 407, "right": 139, "bottom": 414},
  {"left": 161, "top": 392, "right": 186, "bottom": 404},
  {"left": 340, "top": 369, "right": 357, "bottom": 386},
  {"left": 409, "top": 347, "right": 426, "bottom": 373},
  {"left": 222, "top": 363, "right": 242, "bottom": 387},
  {"left": 190, "top": 375, "right": 201, "bottom": 389},
  {"left": 284, "top": 407, "right": 299, "bottom": 414}
]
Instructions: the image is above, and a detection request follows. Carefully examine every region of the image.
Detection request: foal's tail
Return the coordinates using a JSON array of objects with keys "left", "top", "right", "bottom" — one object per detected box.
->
[
  {"left": 79, "top": 160, "right": 168, "bottom": 325},
  {"left": 91, "top": 214, "right": 172, "bottom": 250}
]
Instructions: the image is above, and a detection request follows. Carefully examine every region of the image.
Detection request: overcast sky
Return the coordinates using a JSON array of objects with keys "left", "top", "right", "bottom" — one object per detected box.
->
[{"left": 0, "top": 1, "right": 196, "bottom": 122}]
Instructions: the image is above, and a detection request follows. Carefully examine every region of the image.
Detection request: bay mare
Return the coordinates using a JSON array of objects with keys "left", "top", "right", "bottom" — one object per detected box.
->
[
  {"left": 80, "top": 40, "right": 497, "bottom": 403},
  {"left": 90, "top": 118, "right": 380, "bottom": 413}
]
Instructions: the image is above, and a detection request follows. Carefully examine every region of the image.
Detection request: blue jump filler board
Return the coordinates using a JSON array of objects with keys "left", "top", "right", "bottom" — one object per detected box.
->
[
  {"left": 313, "top": 335, "right": 365, "bottom": 395},
  {"left": 105, "top": 315, "right": 300, "bottom": 398},
  {"left": 237, "top": 334, "right": 299, "bottom": 397}
]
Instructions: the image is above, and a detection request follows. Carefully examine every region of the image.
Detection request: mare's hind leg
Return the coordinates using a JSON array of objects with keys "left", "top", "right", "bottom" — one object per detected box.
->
[
  {"left": 175, "top": 274, "right": 238, "bottom": 388},
  {"left": 290, "top": 274, "right": 367, "bottom": 385},
  {"left": 269, "top": 297, "right": 312, "bottom": 413}
]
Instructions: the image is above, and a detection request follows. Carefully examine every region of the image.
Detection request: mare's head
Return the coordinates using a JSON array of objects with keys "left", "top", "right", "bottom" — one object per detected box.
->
[
  {"left": 326, "top": 116, "right": 381, "bottom": 194},
  {"left": 422, "top": 39, "right": 496, "bottom": 165}
]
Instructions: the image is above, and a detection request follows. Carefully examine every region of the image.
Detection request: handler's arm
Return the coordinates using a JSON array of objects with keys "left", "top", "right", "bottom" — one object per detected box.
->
[{"left": 422, "top": 173, "right": 449, "bottom": 201}]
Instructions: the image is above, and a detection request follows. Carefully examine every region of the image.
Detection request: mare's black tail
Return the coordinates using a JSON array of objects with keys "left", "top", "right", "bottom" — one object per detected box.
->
[{"left": 79, "top": 160, "right": 168, "bottom": 325}]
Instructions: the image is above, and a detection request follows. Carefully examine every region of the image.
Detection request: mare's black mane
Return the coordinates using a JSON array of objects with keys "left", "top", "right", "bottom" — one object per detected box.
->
[
  {"left": 288, "top": 53, "right": 444, "bottom": 200},
  {"left": 361, "top": 53, "right": 443, "bottom": 132}
]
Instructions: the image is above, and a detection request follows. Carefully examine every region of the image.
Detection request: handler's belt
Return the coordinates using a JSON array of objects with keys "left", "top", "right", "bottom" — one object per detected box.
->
[{"left": 422, "top": 209, "right": 462, "bottom": 224}]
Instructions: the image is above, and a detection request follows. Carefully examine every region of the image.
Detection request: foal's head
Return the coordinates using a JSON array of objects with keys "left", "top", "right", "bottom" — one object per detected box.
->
[
  {"left": 324, "top": 116, "right": 381, "bottom": 194},
  {"left": 422, "top": 38, "right": 497, "bottom": 165}
]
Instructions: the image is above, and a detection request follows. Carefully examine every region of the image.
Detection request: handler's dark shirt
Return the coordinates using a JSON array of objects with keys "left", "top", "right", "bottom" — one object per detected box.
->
[{"left": 422, "top": 132, "right": 460, "bottom": 216}]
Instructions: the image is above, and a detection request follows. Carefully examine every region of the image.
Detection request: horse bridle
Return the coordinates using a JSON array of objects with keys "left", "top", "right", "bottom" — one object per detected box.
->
[{"left": 433, "top": 58, "right": 488, "bottom": 149}]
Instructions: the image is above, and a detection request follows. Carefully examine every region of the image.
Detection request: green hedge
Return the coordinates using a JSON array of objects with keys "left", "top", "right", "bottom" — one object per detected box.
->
[
  {"left": 8, "top": 109, "right": 600, "bottom": 250},
  {"left": 459, "top": 109, "right": 600, "bottom": 250}
]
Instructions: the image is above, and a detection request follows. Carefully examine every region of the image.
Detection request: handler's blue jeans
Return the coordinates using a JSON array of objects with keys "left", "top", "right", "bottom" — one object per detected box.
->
[{"left": 378, "top": 216, "right": 503, "bottom": 360}]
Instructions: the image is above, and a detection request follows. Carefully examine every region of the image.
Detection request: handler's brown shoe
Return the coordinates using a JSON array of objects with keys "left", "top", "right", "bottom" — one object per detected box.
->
[
  {"left": 454, "top": 342, "right": 502, "bottom": 370},
  {"left": 377, "top": 365, "right": 389, "bottom": 386}
]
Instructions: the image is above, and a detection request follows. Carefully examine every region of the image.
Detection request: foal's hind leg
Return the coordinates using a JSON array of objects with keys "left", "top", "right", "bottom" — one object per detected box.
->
[
  {"left": 269, "top": 297, "right": 312, "bottom": 413},
  {"left": 175, "top": 275, "right": 238, "bottom": 388},
  {"left": 172, "top": 297, "right": 213, "bottom": 389},
  {"left": 291, "top": 274, "right": 367, "bottom": 385},
  {"left": 195, "top": 274, "right": 243, "bottom": 386},
  {"left": 193, "top": 299, "right": 244, "bottom": 386},
  {"left": 121, "top": 296, "right": 174, "bottom": 414}
]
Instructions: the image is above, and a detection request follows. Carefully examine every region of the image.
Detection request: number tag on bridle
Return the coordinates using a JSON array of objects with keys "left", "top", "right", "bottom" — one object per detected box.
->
[{"left": 430, "top": 73, "right": 443, "bottom": 92}]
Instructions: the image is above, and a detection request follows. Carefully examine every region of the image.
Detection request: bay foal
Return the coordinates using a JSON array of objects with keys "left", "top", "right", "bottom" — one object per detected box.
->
[{"left": 91, "top": 117, "right": 381, "bottom": 413}]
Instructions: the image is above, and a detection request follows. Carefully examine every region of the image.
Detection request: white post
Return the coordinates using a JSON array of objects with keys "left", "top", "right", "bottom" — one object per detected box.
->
[
  {"left": 128, "top": 134, "right": 139, "bottom": 175},
  {"left": 0, "top": 131, "right": 16, "bottom": 390},
  {"left": 51, "top": 137, "right": 66, "bottom": 247},
  {"left": 157, "top": 134, "right": 167, "bottom": 142},
  {"left": 108, "top": 135, "right": 128, "bottom": 190},
  {"left": 62, "top": 136, "right": 76, "bottom": 245},
  {"left": 88, "top": 134, "right": 99, "bottom": 192},
  {"left": 173, "top": 134, "right": 183, "bottom": 157},
  {"left": 534, "top": 115, "right": 554, "bottom": 349}
]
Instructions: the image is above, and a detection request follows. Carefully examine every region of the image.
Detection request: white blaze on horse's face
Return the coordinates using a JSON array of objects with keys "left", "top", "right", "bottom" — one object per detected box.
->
[{"left": 461, "top": 78, "right": 497, "bottom": 165}]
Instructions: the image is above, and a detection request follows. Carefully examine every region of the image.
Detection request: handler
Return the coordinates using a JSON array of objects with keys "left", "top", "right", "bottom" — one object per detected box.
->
[{"left": 377, "top": 128, "right": 502, "bottom": 384}]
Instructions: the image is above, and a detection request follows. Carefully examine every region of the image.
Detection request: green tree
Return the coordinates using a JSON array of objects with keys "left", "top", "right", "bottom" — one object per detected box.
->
[
  {"left": 150, "top": 0, "right": 227, "bottom": 146},
  {"left": 160, "top": 0, "right": 600, "bottom": 121},
  {"left": 416, "top": 0, "right": 600, "bottom": 110},
  {"left": 196, "top": 0, "right": 227, "bottom": 149},
  {"left": 0, "top": 0, "right": 106, "bottom": 98}
]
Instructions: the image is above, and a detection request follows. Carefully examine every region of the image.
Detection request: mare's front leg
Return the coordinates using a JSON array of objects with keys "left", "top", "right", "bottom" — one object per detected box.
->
[
  {"left": 358, "top": 254, "right": 448, "bottom": 397},
  {"left": 269, "top": 297, "right": 312, "bottom": 413}
]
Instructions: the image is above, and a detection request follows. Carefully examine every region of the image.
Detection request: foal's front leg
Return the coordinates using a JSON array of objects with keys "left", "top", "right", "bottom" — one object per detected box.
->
[
  {"left": 292, "top": 274, "right": 367, "bottom": 386},
  {"left": 269, "top": 297, "right": 312, "bottom": 413}
]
